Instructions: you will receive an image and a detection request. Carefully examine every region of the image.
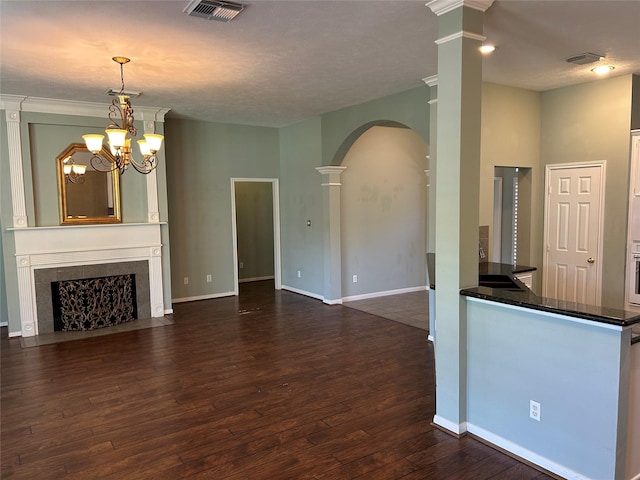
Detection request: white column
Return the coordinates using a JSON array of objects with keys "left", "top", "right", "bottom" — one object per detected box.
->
[
  {"left": 423, "top": 74, "right": 438, "bottom": 254},
  {"left": 143, "top": 120, "right": 160, "bottom": 223},
  {"left": 316, "top": 166, "right": 347, "bottom": 304},
  {"left": 149, "top": 246, "right": 165, "bottom": 317},
  {"left": 4, "top": 105, "right": 28, "bottom": 228},
  {"left": 16, "top": 255, "right": 36, "bottom": 336}
]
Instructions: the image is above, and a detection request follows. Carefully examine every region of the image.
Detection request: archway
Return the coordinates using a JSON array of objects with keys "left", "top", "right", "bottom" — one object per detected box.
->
[{"left": 339, "top": 124, "right": 429, "bottom": 299}]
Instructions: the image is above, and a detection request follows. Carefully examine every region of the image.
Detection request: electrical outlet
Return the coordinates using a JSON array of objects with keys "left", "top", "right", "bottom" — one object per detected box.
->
[
  {"left": 183, "top": 277, "right": 189, "bottom": 285},
  {"left": 530, "top": 400, "right": 540, "bottom": 421},
  {"left": 206, "top": 274, "right": 212, "bottom": 283},
  {"left": 352, "top": 275, "right": 358, "bottom": 283},
  {"left": 239, "top": 262, "right": 244, "bottom": 269},
  {"left": 297, "top": 270, "right": 301, "bottom": 278}
]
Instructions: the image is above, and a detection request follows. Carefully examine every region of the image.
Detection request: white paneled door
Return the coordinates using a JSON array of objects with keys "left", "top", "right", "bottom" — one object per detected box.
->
[{"left": 543, "top": 162, "right": 605, "bottom": 305}]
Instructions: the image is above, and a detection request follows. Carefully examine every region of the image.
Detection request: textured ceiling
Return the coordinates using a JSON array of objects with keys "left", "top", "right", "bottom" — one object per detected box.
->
[{"left": 1, "top": 0, "right": 639, "bottom": 127}]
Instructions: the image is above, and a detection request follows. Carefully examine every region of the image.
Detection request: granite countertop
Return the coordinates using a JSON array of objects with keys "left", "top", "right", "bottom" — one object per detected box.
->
[
  {"left": 479, "top": 262, "right": 537, "bottom": 276},
  {"left": 461, "top": 286, "right": 640, "bottom": 329},
  {"left": 426, "top": 252, "right": 640, "bottom": 340},
  {"left": 426, "top": 253, "right": 536, "bottom": 290}
]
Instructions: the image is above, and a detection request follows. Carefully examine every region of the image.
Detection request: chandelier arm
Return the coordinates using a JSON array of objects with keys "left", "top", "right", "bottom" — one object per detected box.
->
[
  {"left": 90, "top": 153, "right": 118, "bottom": 173},
  {"left": 107, "top": 101, "right": 125, "bottom": 129},
  {"left": 65, "top": 171, "right": 85, "bottom": 184},
  {"left": 123, "top": 101, "right": 136, "bottom": 136},
  {"left": 106, "top": 99, "right": 137, "bottom": 136},
  {"left": 128, "top": 153, "right": 158, "bottom": 175}
]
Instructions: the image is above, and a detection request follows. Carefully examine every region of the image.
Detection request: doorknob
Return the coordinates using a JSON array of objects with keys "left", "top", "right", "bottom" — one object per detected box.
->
[{"left": 587, "top": 257, "right": 595, "bottom": 264}]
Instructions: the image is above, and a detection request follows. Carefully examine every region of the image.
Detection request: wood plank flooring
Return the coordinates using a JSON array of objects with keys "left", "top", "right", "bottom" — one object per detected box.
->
[{"left": 1, "top": 281, "right": 553, "bottom": 479}]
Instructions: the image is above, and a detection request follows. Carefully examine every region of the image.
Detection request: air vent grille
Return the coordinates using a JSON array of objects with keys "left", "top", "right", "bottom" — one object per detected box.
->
[
  {"left": 184, "top": 0, "right": 246, "bottom": 22},
  {"left": 105, "top": 88, "right": 141, "bottom": 98},
  {"left": 565, "top": 52, "right": 603, "bottom": 65}
]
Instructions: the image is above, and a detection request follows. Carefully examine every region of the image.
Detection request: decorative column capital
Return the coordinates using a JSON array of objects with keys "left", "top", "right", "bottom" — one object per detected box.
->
[
  {"left": 316, "top": 166, "right": 347, "bottom": 176},
  {"left": 1, "top": 94, "right": 26, "bottom": 115},
  {"left": 426, "top": 0, "right": 494, "bottom": 16},
  {"left": 422, "top": 75, "right": 438, "bottom": 87},
  {"left": 316, "top": 166, "right": 347, "bottom": 187}
]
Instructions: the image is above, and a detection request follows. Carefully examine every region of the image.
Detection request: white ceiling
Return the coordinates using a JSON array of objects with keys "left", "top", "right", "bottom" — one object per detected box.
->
[{"left": 1, "top": 0, "right": 639, "bottom": 128}]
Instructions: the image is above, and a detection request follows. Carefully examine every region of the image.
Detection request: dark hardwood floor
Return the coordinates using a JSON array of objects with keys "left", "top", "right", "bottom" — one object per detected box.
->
[{"left": 1, "top": 281, "right": 552, "bottom": 479}]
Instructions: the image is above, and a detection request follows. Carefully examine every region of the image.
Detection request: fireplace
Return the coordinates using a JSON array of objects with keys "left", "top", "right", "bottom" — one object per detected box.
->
[
  {"left": 12, "top": 223, "right": 166, "bottom": 337},
  {"left": 34, "top": 261, "right": 150, "bottom": 334}
]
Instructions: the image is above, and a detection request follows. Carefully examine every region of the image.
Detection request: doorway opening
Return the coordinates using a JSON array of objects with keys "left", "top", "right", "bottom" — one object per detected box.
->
[
  {"left": 492, "top": 166, "right": 532, "bottom": 265},
  {"left": 231, "top": 178, "right": 282, "bottom": 295}
]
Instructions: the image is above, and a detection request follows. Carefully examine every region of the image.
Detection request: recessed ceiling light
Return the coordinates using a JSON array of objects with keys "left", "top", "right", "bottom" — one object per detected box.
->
[
  {"left": 480, "top": 45, "right": 496, "bottom": 54},
  {"left": 591, "top": 65, "right": 615, "bottom": 75}
]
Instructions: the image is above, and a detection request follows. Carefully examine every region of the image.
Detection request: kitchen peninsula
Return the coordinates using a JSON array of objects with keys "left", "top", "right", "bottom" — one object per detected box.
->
[{"left": 460, "top": 279, "right": 640, "bottom": 479}]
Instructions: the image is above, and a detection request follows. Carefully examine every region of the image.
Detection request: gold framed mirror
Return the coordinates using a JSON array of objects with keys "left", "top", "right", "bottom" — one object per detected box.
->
[{"left": 56, "top": 143, "right": 122, "bottom": 225}]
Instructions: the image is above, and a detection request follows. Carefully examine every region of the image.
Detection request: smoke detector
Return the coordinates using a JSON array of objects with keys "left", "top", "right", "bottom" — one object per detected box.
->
[
  {"left": 565, "top": 52, "right": 604, "bottom": 65},
  {"left": 183, "top": 0, "right": 246, "bottom": 22}
]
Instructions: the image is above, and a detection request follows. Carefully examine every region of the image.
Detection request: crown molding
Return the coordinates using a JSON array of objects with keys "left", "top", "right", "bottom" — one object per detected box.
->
[
  {"left": 426, "top": 0, "right": 494, "bottom": 16},
  {"left": 0, "top": 94, "right": 170, "bottom": 123}
]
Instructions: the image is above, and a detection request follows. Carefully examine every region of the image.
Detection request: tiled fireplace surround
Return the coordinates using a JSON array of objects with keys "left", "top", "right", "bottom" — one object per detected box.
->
[
  {"left": 12, "top": 223, "right": 165, "bottom": 337},
  {"left": 35, "top": 261, "right": 150, "bottom": 334}
]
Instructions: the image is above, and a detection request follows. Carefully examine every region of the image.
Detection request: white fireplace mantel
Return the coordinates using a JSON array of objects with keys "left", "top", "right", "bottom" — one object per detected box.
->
[{"left": 12, "top": 223, "right": 166, "bottom": 337}]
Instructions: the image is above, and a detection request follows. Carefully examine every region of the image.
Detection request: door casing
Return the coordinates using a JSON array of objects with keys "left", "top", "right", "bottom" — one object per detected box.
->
[{"left": 230, "top": 178, "right": 282, "bottom": 295}]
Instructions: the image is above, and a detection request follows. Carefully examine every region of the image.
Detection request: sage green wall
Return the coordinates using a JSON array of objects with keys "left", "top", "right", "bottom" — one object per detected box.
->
[
  {"left": 540, "top": 75, "right": 633, "bottom": 308},
  {"left": 165, "top": 118, "right": 280, "bottom": 300},
  {"left": 279, "top": 116, "right": 324, "bottom": 296},
  {"left": 321, "top": 86, "right": 429, "bottom": 166},
  {"left": 235, "top": 182, "right": 274, "bottom": 281},
  {"left": 341, "top": 126, "right": 428, "bottom": 296},
  {"left": 479, "top": 83, "right": 541, "bottom": 276}
]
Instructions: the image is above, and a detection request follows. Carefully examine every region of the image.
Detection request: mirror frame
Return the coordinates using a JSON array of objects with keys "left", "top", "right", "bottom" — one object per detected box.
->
[{"left": 56, "top": 143, "right": 122, "bottom": 225}]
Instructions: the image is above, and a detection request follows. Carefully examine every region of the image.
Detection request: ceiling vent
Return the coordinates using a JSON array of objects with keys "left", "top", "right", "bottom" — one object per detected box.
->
[
  {"left": 183, "top": 0, "right": 246, "bottom": 22},
  {"left": 105, "top": 88, "right": 141, "bottom": 98},
  {"left": 565, "top": 52, "right": 604, "bottom": 65}
]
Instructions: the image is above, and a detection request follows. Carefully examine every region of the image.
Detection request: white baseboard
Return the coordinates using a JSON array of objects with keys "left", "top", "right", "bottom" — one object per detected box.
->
[
  {"left": 342, "top": 285, "right": 426, "bottom": 303},
  {"left": 466, "top": 423, "right": 590, "bottom": 480},
  {"left": 172, "top": 291, "right": 235, "bottom": 304},
  {"left": 0, "top": 321, "right": 7, "bottom": 327},
  {"left": 281, "top": 285, "right": 324, "bottom": 301},
  {"left": 8, "top": 330, "right": 22, "bottom": 338},
  {"left": 164, "top": 308, "right": 174, "bottom": 315},
  {"left": 239, "top": 275, "right": 275, "bottom": 284},
  {"left": 323, "top": 298, "right": 343, "bottom": 305},
  {"left": 428, "top": 334, "right": 435, "bottom": 342},
  {"left": 432, "top": 415, "right": 467, "bottom": 435}
]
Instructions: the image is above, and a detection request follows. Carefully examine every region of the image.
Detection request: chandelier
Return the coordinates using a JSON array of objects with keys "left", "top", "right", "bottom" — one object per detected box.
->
[
  {"left": 62, "top": 155, "right": 87, "bottom": 184},
  {"left": 82, "top": 57, "right": 164, "bottom": 175}
]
